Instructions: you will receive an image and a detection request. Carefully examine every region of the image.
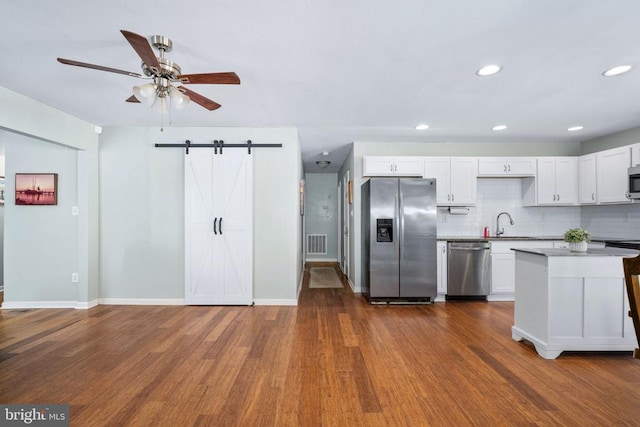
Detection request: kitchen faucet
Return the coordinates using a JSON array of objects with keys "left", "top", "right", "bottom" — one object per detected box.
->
[{"left": 496, "top": 212, "right": 515, "bottom": 237}]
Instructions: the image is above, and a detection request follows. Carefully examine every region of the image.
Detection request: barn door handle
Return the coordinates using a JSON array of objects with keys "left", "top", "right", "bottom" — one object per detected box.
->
[
  {"left": 219, "top": 218, "right": 223, "bottom": 235},
  {"left": 213, "top": 218, "right": 218, "bottom": 235}
]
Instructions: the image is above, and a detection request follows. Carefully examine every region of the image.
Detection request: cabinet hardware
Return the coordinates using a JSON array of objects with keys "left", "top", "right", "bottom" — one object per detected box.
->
[{"left": 214, "top": 218, "right": 218, "bottom": 235}]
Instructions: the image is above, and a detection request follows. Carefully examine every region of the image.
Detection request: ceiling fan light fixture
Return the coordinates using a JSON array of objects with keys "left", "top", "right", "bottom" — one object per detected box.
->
[
  {"left": 316, "top": 160, "right": 331, "bottom": 168},
  {"left": 169, "top": 86, "right": 190, "bottom": 110},
  {"left": 151, "top": 93, "right": 169, "bottom": 114},
  {"left": 133, "top": 83, "right": 157, "bottom": 105}
]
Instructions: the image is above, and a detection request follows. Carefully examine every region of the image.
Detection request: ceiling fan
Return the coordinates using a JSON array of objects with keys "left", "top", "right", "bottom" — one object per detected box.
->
[{"left": 57, "top": 30, "right": 240, "bottom": 112}]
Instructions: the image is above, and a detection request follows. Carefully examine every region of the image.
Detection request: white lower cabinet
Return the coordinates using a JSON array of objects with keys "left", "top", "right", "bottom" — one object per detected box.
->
[
  {"left": 436, "top": 241, "right": 447, "bottom": 299},
  {"left": 490, "top": 240, "right": 556, "bottom": 300}
]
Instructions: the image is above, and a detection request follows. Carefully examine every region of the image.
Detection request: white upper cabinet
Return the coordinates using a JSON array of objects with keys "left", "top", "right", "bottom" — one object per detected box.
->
[
  {"left": 424, "top": 157, "right": 477, "bottom": 206},
  {"left": 579, "top": 153, "right": 597, "bottom": 205},
  {"left": 477, "top": 157, "right": 536, "bottom": 177},
  {"left": 523, "top": 157, "right": 578, "bottom": 206},
  {"left": 596, "top": 146, "right": 631, "bottom": 204},
  {"left": 632, "top": 143, "right": 640, "bottom": 166},
  {"left": 363, "top": 156, "right": 424, "bottom": 176}
]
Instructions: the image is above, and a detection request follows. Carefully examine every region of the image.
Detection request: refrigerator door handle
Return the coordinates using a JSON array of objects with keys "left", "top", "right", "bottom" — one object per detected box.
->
[
  {"left": 395, "top": 192, "right": 401, "bottom": 262},
  {"left": 398, "top": 191, "right": 404, "bottom": 260}
]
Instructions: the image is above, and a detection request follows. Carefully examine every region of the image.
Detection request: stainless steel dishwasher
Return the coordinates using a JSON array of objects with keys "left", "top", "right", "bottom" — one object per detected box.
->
[{"left": 446, "top": 241, "right": 491, "bottom": 300}]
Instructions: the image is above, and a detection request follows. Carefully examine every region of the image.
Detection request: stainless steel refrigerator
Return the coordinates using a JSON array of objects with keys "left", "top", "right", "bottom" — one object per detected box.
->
[{"left": 361, "top": 178, "right": 437, "bottom": 302}]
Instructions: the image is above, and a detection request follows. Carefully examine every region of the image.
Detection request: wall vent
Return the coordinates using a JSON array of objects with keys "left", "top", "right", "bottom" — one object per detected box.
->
[{"left": 306, "top": 234, "right": 327, "bottom": 255}]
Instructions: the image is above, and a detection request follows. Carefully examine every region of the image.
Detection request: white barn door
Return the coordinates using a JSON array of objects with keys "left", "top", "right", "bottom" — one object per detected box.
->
[{"left": 185, "top": 150, "right": 253, "bottom": 305}]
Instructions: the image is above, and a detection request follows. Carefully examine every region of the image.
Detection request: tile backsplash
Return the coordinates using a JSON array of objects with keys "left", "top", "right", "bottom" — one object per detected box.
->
[
  {"left": 438, "top": 178, "right": 581, "bottom": 238},
  {"left": 581, "top": 204, "right": 640, "bottom": 240},
  {"left": 437, "top": 178, "right": 640, "bottom": 239}
]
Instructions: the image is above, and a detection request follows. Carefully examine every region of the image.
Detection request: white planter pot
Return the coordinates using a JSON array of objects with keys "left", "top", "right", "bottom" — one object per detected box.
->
[{"left": 569, "top": 241, "right": 588, "bottom": 252}]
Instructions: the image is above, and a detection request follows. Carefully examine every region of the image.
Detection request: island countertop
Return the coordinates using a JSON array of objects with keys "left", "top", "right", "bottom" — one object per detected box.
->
[{"left": 511, "top": 247, "right": 639, "bottom": 257}]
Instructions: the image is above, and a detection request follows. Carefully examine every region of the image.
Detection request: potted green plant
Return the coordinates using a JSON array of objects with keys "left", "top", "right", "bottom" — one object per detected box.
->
[{"left": 563, "top": 227, "right": 591, "bottom": 252}]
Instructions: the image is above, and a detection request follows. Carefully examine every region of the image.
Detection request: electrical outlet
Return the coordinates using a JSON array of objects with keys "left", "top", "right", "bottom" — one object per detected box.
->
[{"left": 71, "top": 273, "right": 79, "bottom": 283}]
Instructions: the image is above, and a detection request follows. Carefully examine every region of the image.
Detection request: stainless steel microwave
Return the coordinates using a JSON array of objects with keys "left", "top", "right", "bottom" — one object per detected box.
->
[{"left": 629, "top": 165, "right": 640, "bottom": 199}]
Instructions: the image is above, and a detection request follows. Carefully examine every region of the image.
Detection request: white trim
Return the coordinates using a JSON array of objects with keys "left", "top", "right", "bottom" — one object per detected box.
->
[
  {"left": 1, "top": 300, "right": 92, "bottom": 309},
  {"left": 486, "top": 294, "right": 514, "bottom": 302},
  {"left": 305, "top": 257, "right": 338, "bottom": 262},
  {"left": 77, "top": 299, "right": 99, "bottom": 309},
  {"left": 98, "top": 298, "right": 185, "bottom": 306},
  {"left": 253, "top": 299, "right": 298, "bottom": 306},
  {"left": 0, "top": 286, "right": 4, "bottom": 292}
]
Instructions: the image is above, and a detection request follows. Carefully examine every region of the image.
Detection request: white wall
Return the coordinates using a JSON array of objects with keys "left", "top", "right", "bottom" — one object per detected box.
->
[
  {"left": 0, "top": 86, "right": 99, "bottom": 308},
  {"left": 99, "top": 126, "right": 302, "bottom": 305},
  {"left": 3, "top": 134, "right": 80, "bottom": 304},
  {"left": 304, "top": 173, "right": 338, "bottom": 261}
]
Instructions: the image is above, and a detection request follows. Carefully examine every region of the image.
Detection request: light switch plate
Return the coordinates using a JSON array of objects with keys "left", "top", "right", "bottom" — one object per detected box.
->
[{"left": 72, "top": 206, "right": 79, "bottom": 216}]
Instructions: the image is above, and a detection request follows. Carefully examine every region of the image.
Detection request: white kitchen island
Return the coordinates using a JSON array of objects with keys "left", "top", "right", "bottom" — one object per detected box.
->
[{"left": 511, "top": 247, "right": 639, "bottom": 359}]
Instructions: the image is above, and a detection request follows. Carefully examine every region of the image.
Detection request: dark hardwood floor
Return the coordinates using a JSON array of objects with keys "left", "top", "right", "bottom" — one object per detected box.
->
[{"left": 1, "top": 266, "right": 639, "bottom": 426}]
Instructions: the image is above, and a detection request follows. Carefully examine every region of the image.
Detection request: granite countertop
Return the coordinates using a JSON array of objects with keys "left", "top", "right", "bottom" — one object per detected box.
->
[
  {"left": 438, "top": 236, "right": 632, "bottom": 242},
  {"left": 438, "top": 236, "right": 565, "bottom": 242},
  {"left": 511, "top": 247, "right": 640, "bottom": 257}
]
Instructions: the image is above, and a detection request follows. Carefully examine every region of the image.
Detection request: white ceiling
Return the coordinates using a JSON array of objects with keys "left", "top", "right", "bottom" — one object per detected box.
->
[{"left": 2, "top": 0, "right": 640, "bottom": 172}]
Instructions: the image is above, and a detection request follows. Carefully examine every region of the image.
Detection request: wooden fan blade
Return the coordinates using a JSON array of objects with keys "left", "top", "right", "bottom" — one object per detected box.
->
[
  {"left": 177, "top": 87, "right": 221, "bottom": 111},
  {"left": 126, "top": 95, "right": 140, "bottom": 103},
  {"left": 177, "top": 72, "right": 240, "bottom": 85},
  {"left": 120, "top": 30, "right": 161, "bottom": 73},
  {"left": 57, "top": 58, "right": 142, "bottom": 77}
]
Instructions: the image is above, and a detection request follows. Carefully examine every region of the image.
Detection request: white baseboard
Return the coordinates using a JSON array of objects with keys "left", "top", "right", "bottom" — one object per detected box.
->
[
  {"left": 305, "top": 258, "right": 338, "bottom": 262},
  {"left": 1, "top": 300, "right": 94, "bottom": 309},
  {"left": 98, "top": 298, "right": 185, "bottom": 305},
  {"left": 253, "top": 299, "right": 298, "bottom": 306},
  {"left": 486, "top": 294, "right": 514, "bottom": 302}
]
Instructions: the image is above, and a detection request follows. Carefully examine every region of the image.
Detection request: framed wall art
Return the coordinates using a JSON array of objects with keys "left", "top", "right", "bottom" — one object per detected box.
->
[{"left": 15, "top": 173, "right": 58, "bottom": 206}]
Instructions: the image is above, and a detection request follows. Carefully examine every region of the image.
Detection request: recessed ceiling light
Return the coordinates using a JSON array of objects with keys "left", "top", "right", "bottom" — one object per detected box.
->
[
  {"left": 476, "top": 64, "right": 503, "bottom": 76},
  {"left": 415, "top": 124, "right": 429, "bottom": 130},
  {"left": 602, "top": 65, "right": 632, "bottom": 77},
  {"left": 492, "top": 125, "right": 507, "bottom": 131},
  {"left": 567, "top": 126, "right": 584, "bottom": 132}
]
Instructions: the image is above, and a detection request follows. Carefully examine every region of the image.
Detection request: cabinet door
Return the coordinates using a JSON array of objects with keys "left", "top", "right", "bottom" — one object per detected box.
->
[
  {"left": 478, "top": 157, "right": 507, "bottom": 176},
  {"left": 436, "top": 241, "right": 447, "bottom": 294},
  {"left": 579, "top": 154, "right": 597, "bottom": 204},
  {"left": 424, "top": 157, "right": 451, "bottom": 205},
  {"left": 449, "top": 157, "right": 477, "bottom": 205},
  {"left": 491, "top": 253, "right": 515, "bottom": 293},
  {"left": 394, "top": 156, "right": 424, "bottom": 176},
  {"left": 363, "top": 156, "right": 394, "bottom": 176},
  {"left": 506, "top": 157, "right": 536, "bottom": 176},
  {"left": 632, "top": 143, "right": 640, "bottom": 167},
  {"left": 597, "top": 147, "right": 631, "bottom": 203},
  {"left": 554, "top": 157, "right": 578, "bottom": 205},
  {"left": 536, "top": 158, "right": 557, "bottom": 204}
]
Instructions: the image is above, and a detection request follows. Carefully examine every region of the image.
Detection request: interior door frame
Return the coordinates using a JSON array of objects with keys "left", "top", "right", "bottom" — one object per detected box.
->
[{"left": 342, "top": 170, "right": 350, "bottom": 277}]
